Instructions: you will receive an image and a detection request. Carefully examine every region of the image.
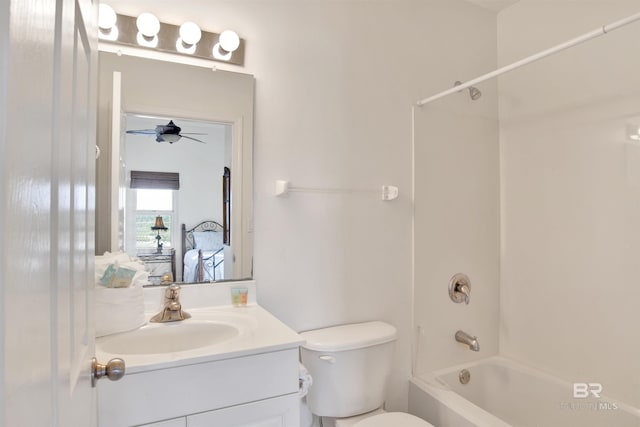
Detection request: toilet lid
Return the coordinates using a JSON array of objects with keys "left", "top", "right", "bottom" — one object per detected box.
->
[{"left": 352, "top": 412, "right": 433, "bottom": 427}]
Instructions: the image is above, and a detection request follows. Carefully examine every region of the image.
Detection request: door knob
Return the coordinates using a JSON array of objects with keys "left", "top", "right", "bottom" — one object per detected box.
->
[{"left": 91, "top": 357, "right": 125, "bottom": 387}]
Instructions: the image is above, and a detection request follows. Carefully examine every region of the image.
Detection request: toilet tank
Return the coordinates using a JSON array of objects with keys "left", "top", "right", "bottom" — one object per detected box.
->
[{"left": 299, "top": 321, "right": 397, "bottom": 418}]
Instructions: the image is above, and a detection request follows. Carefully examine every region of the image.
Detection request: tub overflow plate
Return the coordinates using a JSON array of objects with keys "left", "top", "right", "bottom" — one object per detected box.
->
[{"left": 459, "top": 369, "right": 470, "bottom": 384}]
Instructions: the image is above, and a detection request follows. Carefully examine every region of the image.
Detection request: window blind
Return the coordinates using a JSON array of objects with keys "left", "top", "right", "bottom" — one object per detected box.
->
[{"left": 130, "top": 171, "right": 180, "bottom": 190}]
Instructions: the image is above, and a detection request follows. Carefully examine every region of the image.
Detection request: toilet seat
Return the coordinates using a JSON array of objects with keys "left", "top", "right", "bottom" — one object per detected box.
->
[{"left": 352, "top": 412, "right": 433, "bottom": 427}]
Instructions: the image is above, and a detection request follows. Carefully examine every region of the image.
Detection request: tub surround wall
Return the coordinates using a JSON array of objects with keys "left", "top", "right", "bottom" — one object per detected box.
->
[{"left": 498, "top": 0, "right": 640, "bottom": 407}]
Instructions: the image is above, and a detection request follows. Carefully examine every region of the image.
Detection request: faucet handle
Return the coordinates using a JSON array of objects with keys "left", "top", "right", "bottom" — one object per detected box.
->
[
  {"left": 458, "top": 284, "right": 470, "bottom": 304},
  {"left": 449, "top": 273, "right": 471, "bottom": 305},
  {"left": 165, "top": 284, "right": 181, "bottom": 301}
]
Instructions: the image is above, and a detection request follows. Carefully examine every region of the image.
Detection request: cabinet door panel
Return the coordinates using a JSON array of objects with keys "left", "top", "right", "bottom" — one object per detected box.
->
[{"left": 187, "top": 394, "right": 298, "bottom": 427}]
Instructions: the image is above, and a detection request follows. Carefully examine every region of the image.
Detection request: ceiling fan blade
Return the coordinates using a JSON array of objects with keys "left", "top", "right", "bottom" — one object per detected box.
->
[
  {"left": 126, "top": 129, "right": 157, "bottom": 135},
  {"left": 180, "top": 135, "right": 206, "bottom": 144},
  {"left": 180, "top": 132, "right": 208, "bottom": 135}
]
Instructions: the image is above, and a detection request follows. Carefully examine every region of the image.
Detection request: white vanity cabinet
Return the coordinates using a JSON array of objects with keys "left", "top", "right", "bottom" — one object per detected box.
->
[
  {"left": 97, "top": 285, "right": 304, "bottom": 427},
  {"left": 99, "top": 348, "right": 300, "bottom": 427}
]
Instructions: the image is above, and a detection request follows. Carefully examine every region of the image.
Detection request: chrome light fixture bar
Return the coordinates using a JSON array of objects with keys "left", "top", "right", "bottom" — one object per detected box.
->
[{"left": 99, "top": 12, "right": 245, "bottom": 66}]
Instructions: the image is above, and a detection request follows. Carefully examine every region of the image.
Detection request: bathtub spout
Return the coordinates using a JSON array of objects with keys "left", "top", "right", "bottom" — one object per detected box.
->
[{"left": 455, "top": 330, "right": 480, "bottom": 352}]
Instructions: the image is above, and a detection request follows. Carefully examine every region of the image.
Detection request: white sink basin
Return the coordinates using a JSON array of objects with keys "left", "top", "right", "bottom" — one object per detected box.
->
[
  {"left": 98, "top": 320, "right": 240, "bottom": 355},
  {"left": 95, "top": 303, "right": 302, "bottom": 374}
]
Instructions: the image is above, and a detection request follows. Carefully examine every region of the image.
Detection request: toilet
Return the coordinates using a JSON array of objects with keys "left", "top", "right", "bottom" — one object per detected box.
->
[{"left": 299, "top": 321, "right": 433, "bottom": 427}]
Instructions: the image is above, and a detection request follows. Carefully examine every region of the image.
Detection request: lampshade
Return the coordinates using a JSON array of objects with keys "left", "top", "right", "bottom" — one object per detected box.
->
[{"left": 151, "top": 216, "right": 167, "bottom": 230}]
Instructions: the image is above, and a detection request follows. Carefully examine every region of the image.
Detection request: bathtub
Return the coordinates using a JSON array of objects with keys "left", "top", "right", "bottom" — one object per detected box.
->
[{"left": 408, "top": 356, "right": 640, "bottom": 427}]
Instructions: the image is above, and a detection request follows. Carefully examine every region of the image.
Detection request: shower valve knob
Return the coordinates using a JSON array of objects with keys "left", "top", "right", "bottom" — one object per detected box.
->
[{"left": 449, "top": 273, "right": 471, "bottom": 304}]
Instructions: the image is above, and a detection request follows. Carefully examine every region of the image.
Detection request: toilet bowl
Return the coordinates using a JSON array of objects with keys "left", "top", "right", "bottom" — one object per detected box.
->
[
  {"left": 299, "top": 321, "right": 433, "bottom": 427},
  {"left": 352, "top": 412, "right": 431, "bottom": 427}
]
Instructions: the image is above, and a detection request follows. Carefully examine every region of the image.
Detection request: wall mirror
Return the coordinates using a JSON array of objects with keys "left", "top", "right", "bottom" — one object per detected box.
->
[{"left": 95, "top": 51, "right": 254, "bottom": 284}]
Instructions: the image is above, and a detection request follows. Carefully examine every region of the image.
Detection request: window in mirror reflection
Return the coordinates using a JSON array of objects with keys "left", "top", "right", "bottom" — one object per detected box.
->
[{"left": 132, "top": 189, "right": 175, "bottom": 249}]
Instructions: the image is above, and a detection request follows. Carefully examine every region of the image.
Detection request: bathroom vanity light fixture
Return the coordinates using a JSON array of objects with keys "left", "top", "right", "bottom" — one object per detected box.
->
[{"left": 98, "top": 7, "right": 245, "bottom": 66}]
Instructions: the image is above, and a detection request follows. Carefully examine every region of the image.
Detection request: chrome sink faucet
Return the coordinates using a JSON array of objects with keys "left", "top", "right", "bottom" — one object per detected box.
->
[
  {"left": 455, "top": 330, "right": 480, "bottom": 352},
  {"left": 150, "top": 285, "right": 191, "bottom": 323}
]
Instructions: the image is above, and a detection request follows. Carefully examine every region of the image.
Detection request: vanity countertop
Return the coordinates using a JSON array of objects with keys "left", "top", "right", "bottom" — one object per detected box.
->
[{"left": 96, "top": 282, "right": 304, "bottom": 374}]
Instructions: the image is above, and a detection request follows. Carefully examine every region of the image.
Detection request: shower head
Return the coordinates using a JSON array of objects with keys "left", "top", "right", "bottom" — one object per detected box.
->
[
  {"left": 454, "top": 81, "right": 482, "bottom": 101},
  {"left": 468, "top": 86, "right": 482, "bottom": 100}
]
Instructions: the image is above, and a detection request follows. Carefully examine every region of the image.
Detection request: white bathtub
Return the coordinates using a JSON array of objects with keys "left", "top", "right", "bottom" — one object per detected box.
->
[{"left": 409, "top": 356, "right": 640, "bottom": 427}]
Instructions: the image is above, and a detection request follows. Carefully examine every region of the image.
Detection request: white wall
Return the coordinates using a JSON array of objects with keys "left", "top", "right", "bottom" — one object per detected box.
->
[
  {"left": 498, "top": 0, "right": 640, "bottom": 407},
  {"left": 413, "top": 7, "right": 500, "bottom": 374},
  {"left": 105, "top": 0, "right": 500, "bottom": 410},
  {"left": 247, "top": 0, "right": 499, "bottom": 409}
]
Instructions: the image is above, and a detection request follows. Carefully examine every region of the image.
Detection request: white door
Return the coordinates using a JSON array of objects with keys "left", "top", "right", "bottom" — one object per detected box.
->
[{"left": 0, "top": 0, "right": 98, "bottom": 426}]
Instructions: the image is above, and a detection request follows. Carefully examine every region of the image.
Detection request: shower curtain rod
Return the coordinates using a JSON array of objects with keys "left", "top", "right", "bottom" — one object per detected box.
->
[{"left": 416, "top": 11, "right": 640, "bottom": 107}]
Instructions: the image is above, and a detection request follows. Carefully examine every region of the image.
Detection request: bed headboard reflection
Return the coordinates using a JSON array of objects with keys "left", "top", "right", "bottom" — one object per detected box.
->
[{"left": 181, "top": 220, "right": 225, "bottom": 282}]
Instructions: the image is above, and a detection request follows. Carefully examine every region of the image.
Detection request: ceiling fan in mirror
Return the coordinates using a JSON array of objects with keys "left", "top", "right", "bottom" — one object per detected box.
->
[{"left": 126, "top": 120, "right": 207, "bottom": 144}]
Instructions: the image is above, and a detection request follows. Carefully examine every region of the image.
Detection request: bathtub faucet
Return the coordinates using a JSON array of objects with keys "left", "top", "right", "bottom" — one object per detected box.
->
[{"left": 455, "top": 330, "right": 480, "bottom": 352}]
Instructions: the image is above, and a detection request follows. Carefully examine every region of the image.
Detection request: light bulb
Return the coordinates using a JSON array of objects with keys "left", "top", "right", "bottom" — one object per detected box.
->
[
  {"left": 98, "top": 4, "right": 117, "bottom": 30},
  {"left": 212, "top": 43, "right": 231, "bottom": 60},
  {"left": 219, "top": 30, "right": 240, "bottom": 53},
  {"left": 179, "top": 22, "right": 202, "bottom": 46},
  {"left": 136, "top": 12, "right": 160, "bottom": 38}
]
